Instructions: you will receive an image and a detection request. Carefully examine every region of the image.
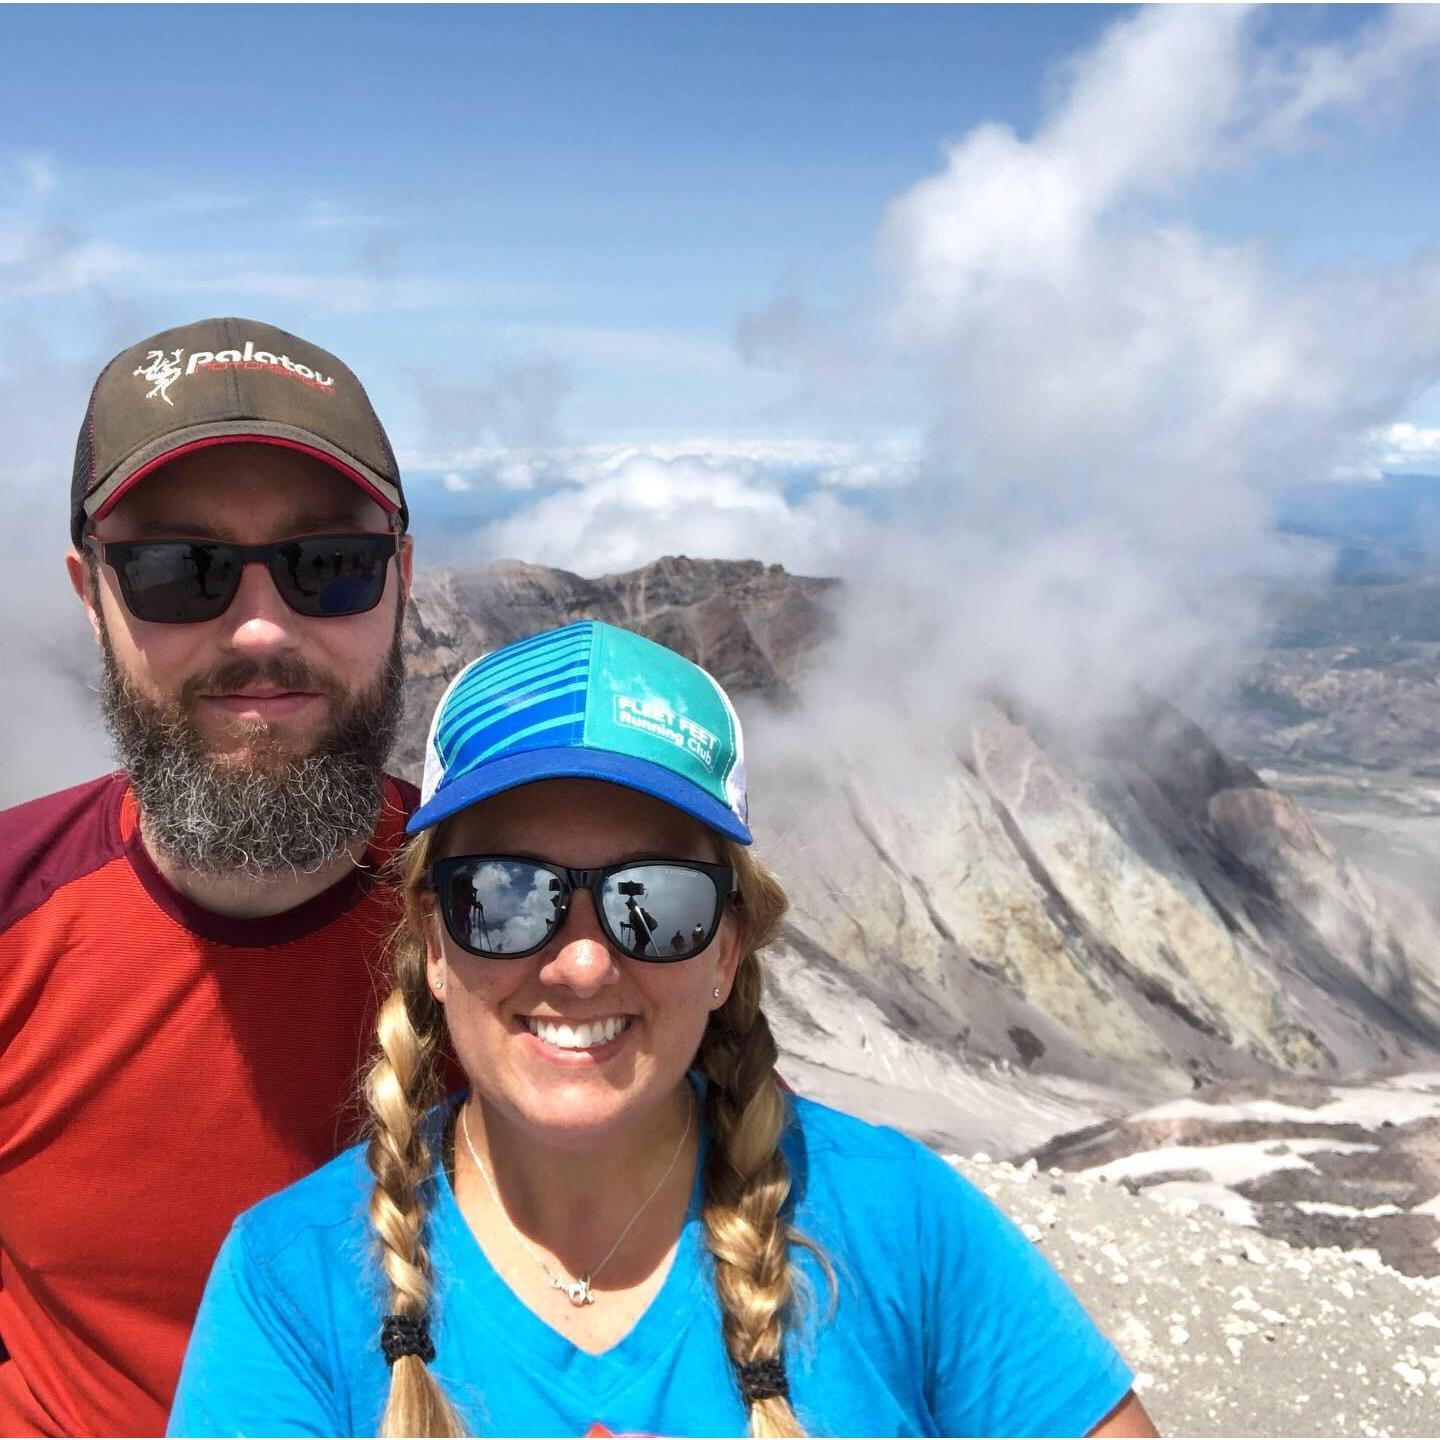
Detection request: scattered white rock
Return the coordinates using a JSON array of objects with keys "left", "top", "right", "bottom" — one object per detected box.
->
[{"left": 950, "top": 1151, "right": 1440, "bottom": 1437}]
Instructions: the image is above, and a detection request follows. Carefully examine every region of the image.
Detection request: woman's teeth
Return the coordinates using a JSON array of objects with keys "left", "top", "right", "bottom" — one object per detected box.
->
[{"left": 525, "top": 1016, "right": 631, "bottom": 1050}]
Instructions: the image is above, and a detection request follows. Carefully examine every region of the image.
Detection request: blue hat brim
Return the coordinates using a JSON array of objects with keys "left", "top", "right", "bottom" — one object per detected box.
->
[{"left": 406, "top": 745, "right": 752, "bottom": 844}]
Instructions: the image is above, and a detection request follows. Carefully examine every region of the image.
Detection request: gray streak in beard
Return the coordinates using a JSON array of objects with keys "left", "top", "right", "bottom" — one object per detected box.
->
[{"left": 97, "top": 612, "right": 406, "bottom": 881}]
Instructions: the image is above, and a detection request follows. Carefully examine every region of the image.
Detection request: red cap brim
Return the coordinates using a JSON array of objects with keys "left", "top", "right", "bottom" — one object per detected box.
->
[{"left": 88, "top": 433, "right": 399, "bottom": 524}]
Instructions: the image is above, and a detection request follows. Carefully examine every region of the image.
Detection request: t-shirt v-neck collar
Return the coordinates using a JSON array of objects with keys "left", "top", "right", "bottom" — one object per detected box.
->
[{"left": 428, "top": 1091, "right": 713, "bottom": 1406}]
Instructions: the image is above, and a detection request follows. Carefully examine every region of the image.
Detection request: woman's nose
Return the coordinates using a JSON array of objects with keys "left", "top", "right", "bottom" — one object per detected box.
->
[{"left": 537, "top": 890, "right": 622, "bottom": 993}]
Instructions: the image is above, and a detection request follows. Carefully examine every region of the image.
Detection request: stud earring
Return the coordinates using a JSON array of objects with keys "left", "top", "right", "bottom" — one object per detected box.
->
[{"left": 712, "top": 986, "right": 721, "bottom": 1000}]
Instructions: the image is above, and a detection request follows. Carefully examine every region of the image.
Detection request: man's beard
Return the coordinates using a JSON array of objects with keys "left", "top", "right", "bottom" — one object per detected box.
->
[{"left": 98, "top": 612, "right": 406, "bottom": 880}]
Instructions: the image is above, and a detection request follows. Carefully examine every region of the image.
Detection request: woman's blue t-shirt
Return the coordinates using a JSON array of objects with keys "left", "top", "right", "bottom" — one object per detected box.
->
[{"left": 168, "top": 1092, "right": 1131, "bottom": 1437}]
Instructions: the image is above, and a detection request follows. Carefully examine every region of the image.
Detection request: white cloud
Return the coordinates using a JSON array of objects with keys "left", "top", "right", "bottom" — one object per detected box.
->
[
  {"left": 880, "top": 6, "right": 1440, "bottom": 344},
  {"left": 405, "top": 436, "right": 920, "bottom": 495},
  {"left": 876, "top": 7, "right": 1440, "bottom": 517},
  {"left": 1387, "top": 424, "right": 1440, "bottom": 460},
  {"left": 1336, "top": 417, "right": 1440, "bottom": 479},
  {"left": 1246, "top": 4, "right": 1440, "bottom": 152},
  {"left": 0, "top": 328, "right": 116, "bottom": 805},
  {"left": 745, "top": 4, "right": 1440, "bottom": 737},
  {"left": 473, "top": 451, "right": 856, "bottom": 576}
]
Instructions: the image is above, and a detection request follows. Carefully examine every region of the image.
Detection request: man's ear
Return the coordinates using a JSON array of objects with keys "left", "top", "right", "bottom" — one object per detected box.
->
[
  {"left": 66, "top": 546, "right": 104, "bottom": 644},
  {"left": 396, "top": 532, "right": 414, "bottom": 605}
]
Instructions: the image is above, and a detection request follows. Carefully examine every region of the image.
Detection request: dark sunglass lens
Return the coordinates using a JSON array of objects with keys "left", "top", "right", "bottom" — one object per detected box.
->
[
  {"left": 600, "top": 865, "right": 721, "bottom": 958},
  {"left": 273, "top": 537, "right": 388, "bottom": 617},
  {"left": 121, "top": 542, "right": 239, "bottom": 623},
  {"left": 446, "top": 860, "right": 563, "bottom": 956}
]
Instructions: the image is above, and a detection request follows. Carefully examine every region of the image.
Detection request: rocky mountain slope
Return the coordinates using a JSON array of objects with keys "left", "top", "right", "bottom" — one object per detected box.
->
[
  {"left": 1025, "top": 1071, "right": 1440, "bottom": 1281},
  {"left": 959, "top": 1149, "right": 1440, "bottom": 1435},
  {"left": 401, "top": 558, "right": 1440, "bottom": 1161}
]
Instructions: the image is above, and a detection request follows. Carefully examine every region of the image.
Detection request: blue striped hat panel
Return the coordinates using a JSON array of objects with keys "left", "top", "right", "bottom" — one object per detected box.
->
[{"left": 410, "top": 620, "right": 751, "bottom": 843}]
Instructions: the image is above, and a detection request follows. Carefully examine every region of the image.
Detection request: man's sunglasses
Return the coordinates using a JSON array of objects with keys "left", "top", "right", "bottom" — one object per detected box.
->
[
  {"left": 86, "top": 533, "right": 398, "bottom": 624},
  {"left": 430, "top": 855, "right": 736, "bottom": 962}
]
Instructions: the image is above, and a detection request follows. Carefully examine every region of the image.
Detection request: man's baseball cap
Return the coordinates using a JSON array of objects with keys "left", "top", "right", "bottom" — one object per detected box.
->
[
  {"left": 71, "top": 316, "right": 406, "bottom": 545},
  {"left": 409, "top": 620, "right": 751, "bottom": 844}
]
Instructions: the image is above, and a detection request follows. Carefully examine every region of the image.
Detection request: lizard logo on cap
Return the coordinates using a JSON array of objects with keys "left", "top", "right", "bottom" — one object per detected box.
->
[{"left": 132, "top": 348, "right": 184, "bottom": 407}]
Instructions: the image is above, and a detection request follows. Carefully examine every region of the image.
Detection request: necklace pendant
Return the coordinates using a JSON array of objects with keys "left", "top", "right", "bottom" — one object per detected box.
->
[{"left": 565, "top": 1274, "right": 596, "bottom": 1307}]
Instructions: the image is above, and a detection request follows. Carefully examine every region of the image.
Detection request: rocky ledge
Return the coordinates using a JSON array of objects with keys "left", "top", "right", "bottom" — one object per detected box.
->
[{"left": 1025, "top": 1073, "right": 1440, "bottom": 1281}]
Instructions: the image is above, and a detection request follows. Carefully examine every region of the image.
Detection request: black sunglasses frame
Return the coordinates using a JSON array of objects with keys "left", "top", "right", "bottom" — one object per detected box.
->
[
  {"left": 85, "top": 532, "right": 399, "bottom": 624},
  {"left": 430, "top": 854, "right": 737, "bottom": 963}
]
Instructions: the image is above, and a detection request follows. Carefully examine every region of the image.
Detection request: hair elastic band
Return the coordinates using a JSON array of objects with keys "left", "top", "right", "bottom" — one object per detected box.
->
[
  {"left": 737, "top": 1357, "right": 789, "bottom": 1402},
  {"left": 380, "top": 1313, "right": 436, "bottom": 1366}
]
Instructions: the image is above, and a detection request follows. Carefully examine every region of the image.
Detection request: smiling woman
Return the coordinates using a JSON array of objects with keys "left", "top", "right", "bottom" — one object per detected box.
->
[{"left": 167, "top": 621, "right": 1155, "bottom": 1440}]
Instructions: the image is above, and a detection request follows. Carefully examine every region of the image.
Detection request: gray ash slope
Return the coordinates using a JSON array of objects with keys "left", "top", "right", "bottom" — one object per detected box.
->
[{"left": 401, "top": 556, "right": 1440, "bottom": 1168}]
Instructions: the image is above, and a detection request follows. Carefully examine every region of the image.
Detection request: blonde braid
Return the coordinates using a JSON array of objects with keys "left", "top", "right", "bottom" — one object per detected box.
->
[
  {"left": 698, "top": 843, "right": 813, "bottom": 1439},
  {"left": 365, "top": 831, "right": 465, "bottom": 1438}
]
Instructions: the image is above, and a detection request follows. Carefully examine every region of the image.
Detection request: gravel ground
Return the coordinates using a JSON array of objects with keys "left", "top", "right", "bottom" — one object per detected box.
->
[{"left": 950, "top": 1155, "right": 1440, "bottom": 1437}]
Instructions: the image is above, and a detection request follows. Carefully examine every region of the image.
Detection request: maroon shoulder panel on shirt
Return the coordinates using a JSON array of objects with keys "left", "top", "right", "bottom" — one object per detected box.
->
[
  {"left": 0, "top": 772, "right": 127, "bottom": 934},
  {"left": 0, "top": 772, "right": 419, "bottom": 943}
]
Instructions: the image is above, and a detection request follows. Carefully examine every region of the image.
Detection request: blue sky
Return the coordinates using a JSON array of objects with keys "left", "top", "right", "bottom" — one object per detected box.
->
[
  {"left": 4, "top": 3, "right": 1440, "bottom": 573},
  {"left": 2, "top": 6, "right": 1121, "bottom": 437}
]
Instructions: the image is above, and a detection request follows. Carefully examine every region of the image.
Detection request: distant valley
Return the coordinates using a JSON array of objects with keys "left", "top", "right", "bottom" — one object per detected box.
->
[{"left": 1220, "top": 482, "right": 1440, "bottom": 919}]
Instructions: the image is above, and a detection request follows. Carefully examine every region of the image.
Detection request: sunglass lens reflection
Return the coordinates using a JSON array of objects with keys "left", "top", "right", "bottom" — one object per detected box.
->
[
  {"left": 272, "top": 538, "right": 387, "bottom": 616},
  {"left": 444, "top": 859, "right": 565, "bottom": 955},
  {"left": 599, "top": 865, "right": 719, "bottom": 958},
  {"left": 123, "top": 542, "right": 241, "bottom": 622}
]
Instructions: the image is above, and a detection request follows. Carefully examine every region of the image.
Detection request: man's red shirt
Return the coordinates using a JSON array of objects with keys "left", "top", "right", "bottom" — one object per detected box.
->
[{"left": 0, "top": 772, "right": 417, "bottom": 1436}]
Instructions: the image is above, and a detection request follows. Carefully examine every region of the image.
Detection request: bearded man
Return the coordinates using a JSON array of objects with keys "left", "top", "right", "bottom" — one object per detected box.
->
[{"left": 0, "top": 319, "right": 418, "bottom": 1436}]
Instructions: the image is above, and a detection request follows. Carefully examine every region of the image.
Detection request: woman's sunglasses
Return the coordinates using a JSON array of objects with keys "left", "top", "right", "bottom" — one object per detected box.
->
[
  {"left": 85, "top": 533, "right": 398, "bottom": 624},
  {"left": 430, "top": 855, "right": 736, "bottom": 962}
]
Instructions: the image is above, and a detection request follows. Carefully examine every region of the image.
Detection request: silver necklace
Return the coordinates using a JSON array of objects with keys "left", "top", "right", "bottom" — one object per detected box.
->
[{"left": 460, "top": 1094, "right": 694, "bottom": 1308}]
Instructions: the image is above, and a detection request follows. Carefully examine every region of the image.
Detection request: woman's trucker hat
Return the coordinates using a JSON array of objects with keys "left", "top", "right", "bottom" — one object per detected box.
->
[{"left": 408, "top": 620, "right": 751, "bottom": 844}]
